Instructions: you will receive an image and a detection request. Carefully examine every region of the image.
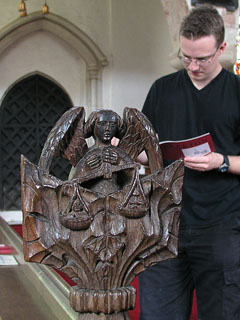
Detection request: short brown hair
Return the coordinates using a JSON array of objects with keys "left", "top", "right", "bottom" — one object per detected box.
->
[{"left": 179, "top": 5, "right": 225, "bottom": 47}]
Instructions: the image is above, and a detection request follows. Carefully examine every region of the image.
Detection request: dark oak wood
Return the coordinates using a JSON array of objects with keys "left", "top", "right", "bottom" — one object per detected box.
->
[{"left": 21, "top": 107, "right": 184, "bottom": 318}]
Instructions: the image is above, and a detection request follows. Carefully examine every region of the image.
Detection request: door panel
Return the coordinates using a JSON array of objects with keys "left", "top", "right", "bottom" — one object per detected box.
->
[{"left": 0, "top": 75, "right": 73, "bottom": 210}]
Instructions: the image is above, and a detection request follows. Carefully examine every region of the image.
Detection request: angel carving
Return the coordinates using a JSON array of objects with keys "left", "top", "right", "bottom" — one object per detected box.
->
[{"left": 21, "top": 106, "right": 184, "bottom": 316}]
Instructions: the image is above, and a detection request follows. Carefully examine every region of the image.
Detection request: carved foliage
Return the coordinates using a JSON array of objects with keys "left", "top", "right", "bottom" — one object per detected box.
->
[{"left": 21, "top": 107, "right": 184, "bottom": 314}]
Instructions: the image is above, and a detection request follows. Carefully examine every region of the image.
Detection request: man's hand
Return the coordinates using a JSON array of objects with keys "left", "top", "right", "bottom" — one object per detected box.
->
[
  {"left": 111, "top": 137, "right": 119, "bottom": 146},
  {"left": 184, "top": 152, "right": 223, "bottom": 172}
]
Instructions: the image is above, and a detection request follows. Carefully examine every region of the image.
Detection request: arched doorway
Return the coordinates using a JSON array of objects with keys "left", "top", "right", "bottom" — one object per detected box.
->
[
  {"left": 0, "top": 12, "right": 108, "bottom": 111},
  {"left": 0, "top": 74, "right": 73, "bottom": 210}
]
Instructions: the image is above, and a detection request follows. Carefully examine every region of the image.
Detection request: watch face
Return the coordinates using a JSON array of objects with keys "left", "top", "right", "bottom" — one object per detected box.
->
[
  {"left": 219, "top": 163, "right": 229, "bottom": 172},
  {"left": 218, "top": 155, "right": 230, "bottom": 172},
  {"left": 219, "top": 166, "right": 228, "bottom": 173}
]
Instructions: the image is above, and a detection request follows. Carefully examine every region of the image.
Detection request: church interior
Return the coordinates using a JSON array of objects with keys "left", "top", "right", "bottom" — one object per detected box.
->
[{"left": 0, "top": 0, "right": 239, "bottom": 319}]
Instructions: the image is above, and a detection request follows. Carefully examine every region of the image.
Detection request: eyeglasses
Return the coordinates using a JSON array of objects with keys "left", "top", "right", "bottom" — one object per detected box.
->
[{"left": 177, "top": 47, "right": 219, "bottom": 66}]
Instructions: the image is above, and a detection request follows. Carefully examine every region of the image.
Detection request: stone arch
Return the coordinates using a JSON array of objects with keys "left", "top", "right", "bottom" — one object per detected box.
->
[
  {"left": 0, "top": 70, "right": 73, "bottom": 106},
  {"left": 0, "top": 12, "right": 108, "bottom": 109}
]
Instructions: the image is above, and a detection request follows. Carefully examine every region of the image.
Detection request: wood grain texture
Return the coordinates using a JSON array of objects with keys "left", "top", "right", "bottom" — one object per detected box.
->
[{"left": 21, "top": 107, "right": 184, "bottom": 318}]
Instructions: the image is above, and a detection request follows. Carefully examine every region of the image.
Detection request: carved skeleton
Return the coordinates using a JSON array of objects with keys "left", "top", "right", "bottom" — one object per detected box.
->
[{"left": 21, "top": 107, "right": 184, "bottom": 318}]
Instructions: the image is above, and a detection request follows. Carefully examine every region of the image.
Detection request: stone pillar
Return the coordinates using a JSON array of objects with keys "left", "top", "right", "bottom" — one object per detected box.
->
[{"left": 88, "top": 66, "right": 99, "bottom": 112}]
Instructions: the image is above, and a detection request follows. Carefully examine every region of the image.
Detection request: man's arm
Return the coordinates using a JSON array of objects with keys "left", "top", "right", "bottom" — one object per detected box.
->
[
  {"left": 184, "top": 152, "right": 240, "bottom": 174},
  {"left": 137, "top": 151, "right": 149, "bottom": 165},
  {"left": 112, "top": 137, "right": 150, "bottom": 166}
]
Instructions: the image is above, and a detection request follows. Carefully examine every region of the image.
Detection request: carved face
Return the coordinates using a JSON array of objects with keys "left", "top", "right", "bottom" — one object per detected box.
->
[{"left": 94, "top": 112, "right": 118, "bottom": 143}]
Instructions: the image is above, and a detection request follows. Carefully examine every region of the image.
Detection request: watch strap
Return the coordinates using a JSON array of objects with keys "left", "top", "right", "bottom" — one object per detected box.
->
[{"left": 217, "top": 155, "right": 229, "bottom": 172}]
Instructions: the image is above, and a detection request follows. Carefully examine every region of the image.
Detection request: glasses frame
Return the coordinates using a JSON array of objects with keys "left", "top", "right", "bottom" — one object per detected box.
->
[{"left": 177, "top": 47, "right": 219, "bottom": 66}]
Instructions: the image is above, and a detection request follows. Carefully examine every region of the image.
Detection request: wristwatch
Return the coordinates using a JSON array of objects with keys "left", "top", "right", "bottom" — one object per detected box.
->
[{"left": 217, "top": 155, "right": 230, "bottom": 173}]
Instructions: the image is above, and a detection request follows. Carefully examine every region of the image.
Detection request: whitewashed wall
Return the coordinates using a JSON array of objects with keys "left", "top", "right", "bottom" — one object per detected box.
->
[
  {"left": 109, "top": 0, "right": 174, "bottom": 114},
  {"left": 0, "top": 0, "right": 174, "bottom": 116},
  {"left": 0, "top": 31, "right": 86, "bottom": 106}
]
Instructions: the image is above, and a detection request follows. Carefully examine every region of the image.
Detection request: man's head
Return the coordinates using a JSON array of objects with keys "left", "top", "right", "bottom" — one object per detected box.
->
[
  {"left": 178, "top": 5, "right": 226, "bottom": 88},
  {"left": 180, "top": 5, "right": 224, "bottom": 48}
]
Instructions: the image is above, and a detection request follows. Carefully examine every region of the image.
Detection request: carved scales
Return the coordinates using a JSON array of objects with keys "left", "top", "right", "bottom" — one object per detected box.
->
[{"left": 21, "top": 107, "right": 184, "bottom": 318}]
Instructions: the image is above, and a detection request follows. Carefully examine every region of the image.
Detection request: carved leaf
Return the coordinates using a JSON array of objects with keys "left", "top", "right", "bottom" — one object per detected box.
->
[
  {"left": 21, "top": 107, "right": 185, "bottom": 315},
  {"left": 84, "top": 235, "right": 125, "bottom": 262}
]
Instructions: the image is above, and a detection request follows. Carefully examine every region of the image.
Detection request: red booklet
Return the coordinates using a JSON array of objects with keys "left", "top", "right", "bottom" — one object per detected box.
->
[
  {"left": 159, "top": 133, "right": 215, "bottom": 160},
  {"left": 0, "top": 244, "right": 16, "bottom": 255}
]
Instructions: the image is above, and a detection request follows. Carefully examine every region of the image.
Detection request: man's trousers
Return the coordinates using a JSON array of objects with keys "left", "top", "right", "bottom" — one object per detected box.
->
[{"left": 139, "top": 218, "right": 240, "bottom": 320}]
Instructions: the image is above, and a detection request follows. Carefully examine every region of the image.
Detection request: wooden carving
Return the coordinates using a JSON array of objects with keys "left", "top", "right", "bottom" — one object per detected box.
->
[{"left": 21, "top": 107, "right": 184, "bottom": 319}]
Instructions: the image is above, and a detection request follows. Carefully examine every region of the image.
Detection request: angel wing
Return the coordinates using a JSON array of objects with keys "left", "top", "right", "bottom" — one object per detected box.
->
[
  {"left": 38, "top": 106, "right": 88, "bottom": 174},
  {"left": 119, "top": 107, "right": 163, "bottom": 172}
]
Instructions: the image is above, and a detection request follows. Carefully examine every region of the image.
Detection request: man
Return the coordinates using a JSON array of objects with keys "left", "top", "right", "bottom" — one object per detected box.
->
[{"left": 139, "top": 5, "right": 240, "bottom": 320}]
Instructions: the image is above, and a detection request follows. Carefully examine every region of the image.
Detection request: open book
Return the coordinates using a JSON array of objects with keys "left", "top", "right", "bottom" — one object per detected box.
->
[{"left": 159, "top": 133, "right": 215, "bottom": 160}]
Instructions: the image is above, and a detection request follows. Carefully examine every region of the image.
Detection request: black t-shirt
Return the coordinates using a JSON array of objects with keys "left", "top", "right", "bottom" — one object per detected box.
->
[{"left": 142, "top": 68, "right": 240, "bottom": 227}]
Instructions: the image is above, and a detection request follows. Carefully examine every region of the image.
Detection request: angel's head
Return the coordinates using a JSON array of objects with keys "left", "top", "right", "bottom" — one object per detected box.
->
[{"left": 84, "top": 110, "right": 126, "bottom": 145}]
